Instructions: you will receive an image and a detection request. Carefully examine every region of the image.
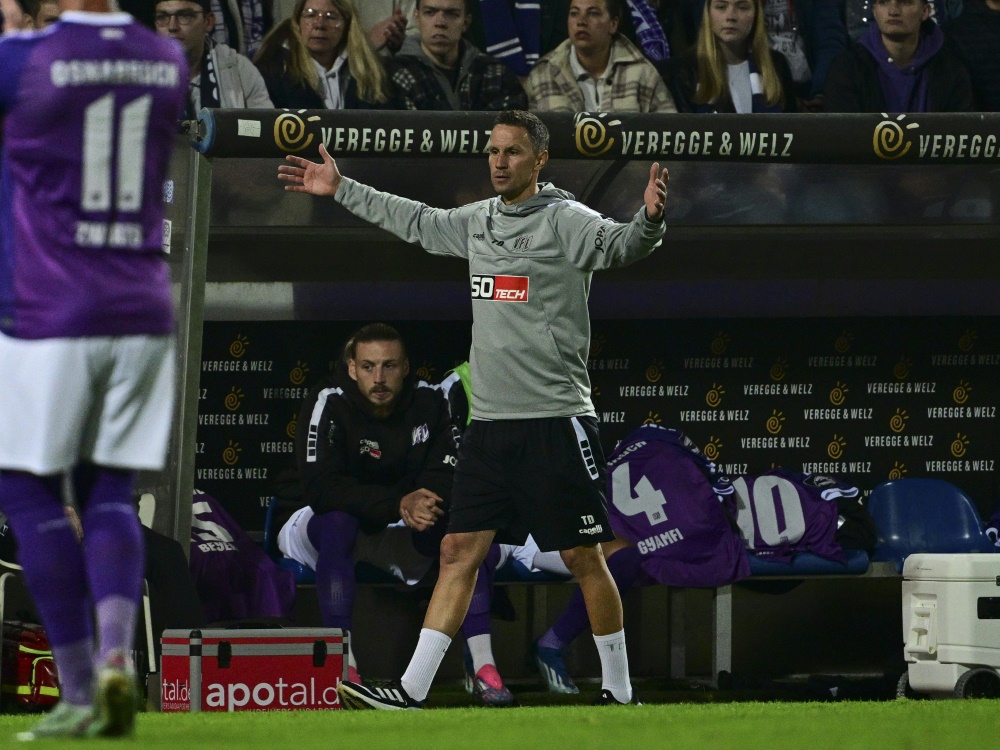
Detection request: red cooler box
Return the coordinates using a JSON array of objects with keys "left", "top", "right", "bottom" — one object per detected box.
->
[{"left": 161, "top": 628, "right": 349, "bottom": 712}]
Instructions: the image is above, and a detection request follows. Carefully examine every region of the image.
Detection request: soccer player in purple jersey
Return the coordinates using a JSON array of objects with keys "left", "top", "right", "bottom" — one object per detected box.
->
[{"left": 0, "top": 0, "right": 186, "bottom": 739}]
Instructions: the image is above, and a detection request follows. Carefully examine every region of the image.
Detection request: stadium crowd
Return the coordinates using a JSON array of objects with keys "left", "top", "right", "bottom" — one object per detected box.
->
[{"left": 3, "top": 0, "right": 997, "bottom": 111}]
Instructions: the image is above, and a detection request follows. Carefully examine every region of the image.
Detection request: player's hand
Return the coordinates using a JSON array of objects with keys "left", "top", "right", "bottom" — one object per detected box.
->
[
  {"left": 278, "top": 143, "right": 342, "bottom": 197},
  {"left": 644, "top": 162, "right": 669, "bottom": 222},
  {"left": 399, "top": 489, "right": 445, "bottom": 531}
]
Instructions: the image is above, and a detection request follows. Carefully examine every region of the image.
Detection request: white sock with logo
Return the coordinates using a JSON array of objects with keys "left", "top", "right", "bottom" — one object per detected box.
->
[
  {"left": 593, "top": 629, "right": 632, "bottom": 703},
  {"left": 401, "top": 628, "right": 452, "bottom": 701},
  {"left": 466, "top": 633, "right": 495, "bottom": 674}
]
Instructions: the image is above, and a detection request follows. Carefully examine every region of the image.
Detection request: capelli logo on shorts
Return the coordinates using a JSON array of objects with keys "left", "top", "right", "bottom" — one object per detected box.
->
[
  {"left": 579, "top": 524, "right": 604, "bottom": 535},
  {"left": 471, "top": 275, "right": 529, "bottom": 302}
]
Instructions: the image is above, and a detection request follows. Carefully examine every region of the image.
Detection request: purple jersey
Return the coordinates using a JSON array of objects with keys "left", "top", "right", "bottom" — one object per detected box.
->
[
  {"left": 0, "top": 14, "right": 187, "bottom": 339},
  {"left": 188, "top": 492, "right": 296, "bottom": 622},
  {"left": 606, "top": 425, "right": 750, "bottom": 588},
  {"left": 729, "top": 469, "right": 856, "bottom": 562}
]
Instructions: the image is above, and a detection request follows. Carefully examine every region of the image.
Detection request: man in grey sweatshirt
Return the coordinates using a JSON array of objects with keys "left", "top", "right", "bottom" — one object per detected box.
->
[{"left": 279, "top": 109, "right": 669, "bottom": 709}]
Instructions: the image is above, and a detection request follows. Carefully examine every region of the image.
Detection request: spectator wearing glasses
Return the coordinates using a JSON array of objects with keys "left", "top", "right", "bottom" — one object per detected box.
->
[
  {"left": 155, "top": 0, "right": 273, "bottom": 117},
  {"left": 255, "top": 0, "right": 400, "bottom": 109},
  {"left": 824, "top": 0, "right": 974, "bottom": 111},
  {"left": 392, "top": 0, "right": 527, "bottom": 110}
]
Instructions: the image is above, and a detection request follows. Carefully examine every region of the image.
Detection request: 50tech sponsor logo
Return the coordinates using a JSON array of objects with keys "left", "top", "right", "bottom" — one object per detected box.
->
[{"left": 471, "top": 275, "right": 529, "bottom": 302}]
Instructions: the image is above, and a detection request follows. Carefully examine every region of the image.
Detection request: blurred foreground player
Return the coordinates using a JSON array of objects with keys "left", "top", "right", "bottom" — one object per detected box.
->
[
  {"left": 0, "top": 0, "right": 187, "bottom": 739},
  {"left": 279, "top": 109, "right": 668, "bottom": 708}
]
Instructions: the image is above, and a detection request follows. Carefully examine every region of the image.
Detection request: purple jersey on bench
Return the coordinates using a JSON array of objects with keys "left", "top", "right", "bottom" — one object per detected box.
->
[
  {"left": 606, "top": 425, "right": 750, "bottom": 588},
  {"left": 0, "top": 14, "right": 187, "bottom": 339},
  {"left": 729, "top": 469, "right": 857, "bottom": 563}
]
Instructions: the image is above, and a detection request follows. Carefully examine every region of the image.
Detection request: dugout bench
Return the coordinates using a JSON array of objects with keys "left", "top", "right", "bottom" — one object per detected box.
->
[{"left": 145, "top": 110, "right": 1000, "bottom": 685}]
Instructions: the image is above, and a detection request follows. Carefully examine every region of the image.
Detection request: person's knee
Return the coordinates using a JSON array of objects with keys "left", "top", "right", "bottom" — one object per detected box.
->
[
  {"left": 310, "top": 510, "right": 360, "bottom": 555},
  {"left": 439, "top": 533, "right": 484, "bottom": 574},
  {"left": 560, "top": 545, "right": 603, "bottom": 578}
]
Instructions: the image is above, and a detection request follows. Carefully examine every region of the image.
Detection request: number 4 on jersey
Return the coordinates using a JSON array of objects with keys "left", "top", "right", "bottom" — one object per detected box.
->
[{"left": 611, "top": 462, "right": 669, "bottom": 525}]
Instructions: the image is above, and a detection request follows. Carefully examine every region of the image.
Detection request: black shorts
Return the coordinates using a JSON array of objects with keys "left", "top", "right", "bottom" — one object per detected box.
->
[{"left": 448, "top": 416, "right": 615, "bottom": 552}]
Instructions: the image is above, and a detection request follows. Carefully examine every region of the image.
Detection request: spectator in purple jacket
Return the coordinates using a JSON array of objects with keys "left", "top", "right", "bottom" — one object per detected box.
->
[{"left": 824, "top": 0, "right": 974, "bottom": 111}]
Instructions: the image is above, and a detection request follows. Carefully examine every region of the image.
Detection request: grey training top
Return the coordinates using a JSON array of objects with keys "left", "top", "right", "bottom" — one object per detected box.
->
[{"left": 335, "top": 179, "right": 665, "bottom": 420}]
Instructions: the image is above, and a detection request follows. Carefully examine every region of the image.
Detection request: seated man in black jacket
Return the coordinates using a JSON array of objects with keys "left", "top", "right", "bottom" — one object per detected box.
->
[{"left": 277, "top": 323, "right": 511, "bottom": 705}]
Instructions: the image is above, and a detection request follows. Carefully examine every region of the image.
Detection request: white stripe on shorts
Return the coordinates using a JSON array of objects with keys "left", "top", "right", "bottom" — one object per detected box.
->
[{"left": 570, "top": 416, "right": 600, "bottom": 481}]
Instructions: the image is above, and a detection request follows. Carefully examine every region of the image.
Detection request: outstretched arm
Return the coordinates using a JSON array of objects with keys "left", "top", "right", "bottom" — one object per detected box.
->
[
  {"left": 278, "top": 143, "right": 342, "bottom": 197},
  {"left": 644, "top": 162, "right": 669, "bottom": 222}
]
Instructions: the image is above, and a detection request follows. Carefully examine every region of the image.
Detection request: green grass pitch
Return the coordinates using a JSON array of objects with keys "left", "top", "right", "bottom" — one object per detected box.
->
[{"left": 0, "top": 700, "right": 995, "bottom": 749}]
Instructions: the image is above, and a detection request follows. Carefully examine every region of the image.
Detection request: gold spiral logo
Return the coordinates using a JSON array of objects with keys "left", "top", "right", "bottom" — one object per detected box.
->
[
  {"left": 703, "top": 437, "right": 721, "bottom": 462},
  {"left": 222, "top": 440, "right": 242, "bottom": 466},
  {"left": 888, "top": 461, "right": 908, "bottom": 480},
  {"left": 834, "top": 331, "right": 853, "bottom": 354},
  {"left": 829, "top": 381, "right": 848, "bottom": 406},
  {"left": 710, "top": 332, "right": 730, "bottom": 356},
  {"left": 592, "top": 385, "right": 602, "bottom": 399},
  {"left": 645, "top": 360, "right": 663, "bottom": 383},
  {"left": 274, "top": 113, "right": 314, "bottom": 153},
  {"left": 951, "top": 433, "right": 969, "bottom": 458},
  {"left": 643, "top": 410, "right": 662, "bottom": 425},
  {"left": 289, "top": 360, "right": 310, "bottom": 385},
  {"left": 573, "top": 114, "right": 618, "bottom": 157},
  {"left": 873, "top": 120, "right": 912, "bottom": 160},
  {"left": 892, "top": 357, "right": 911, "bottom": 381},
  {"left": 224, "top": 386, "right": 244, "bottom": 412},
  {"left": 766, "top": 410, "right": 785, "bottom": 435},
  {"left": 958, "top": 329, "right": 977, "bottom": 352},
  {"left": 416, "top": 362, "right": 436, "bottom": 381},
  {"left": 286, "top": 415, "right": 297, "bottom": 440},
  {"left": 706, "top": 383, "right": 725, "bottom": 408},
  {"left": 953, "top": 380, "right": 971, "bottom": 404},
  {"left": 770, "top": 359, "right": 786, "bottom": 382},
  {"left": 828, "top": 434, "right": 846, "bottom": 460},
  {"left": 889, "top": 408, "right": 908, "bottom": 433},
  {"left": 590, "top": 332, "right": 606, "bottom": 357},
  {"left": 229, "top": 334, "right": 249, "bottom": 358}
]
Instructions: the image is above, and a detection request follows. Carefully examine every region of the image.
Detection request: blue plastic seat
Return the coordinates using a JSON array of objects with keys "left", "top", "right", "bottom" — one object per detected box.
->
[
  {"left": 868, "top": 478, "right": 995, "bottom": 573},
  {"left": 747, "top": 548, "right": 870, "bottom": 576}
]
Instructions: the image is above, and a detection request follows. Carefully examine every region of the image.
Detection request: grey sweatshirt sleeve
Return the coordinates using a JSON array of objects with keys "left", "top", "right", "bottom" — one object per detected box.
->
[
  {"left": 553, "top": 201, "right": 664, "bottom": 272},
  {"left": 335, "top": 177, "right": 471, "bottom": 259}
]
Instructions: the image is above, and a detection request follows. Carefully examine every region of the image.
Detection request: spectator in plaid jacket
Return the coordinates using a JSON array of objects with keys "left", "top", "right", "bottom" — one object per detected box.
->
[
  {"left": 526, "top": 0, "right": 676, "bottom": 112},
  {"left": 392, "top": 0, "right": 527, "bottom": 110}
]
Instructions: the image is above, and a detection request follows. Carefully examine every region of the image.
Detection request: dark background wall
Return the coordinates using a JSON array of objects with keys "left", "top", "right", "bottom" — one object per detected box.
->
[{"left": 195, "top": 316, "right": 1000, "bottom": 533}]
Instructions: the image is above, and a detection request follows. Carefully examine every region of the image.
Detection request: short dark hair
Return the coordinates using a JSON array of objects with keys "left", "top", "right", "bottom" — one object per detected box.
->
[
  {"left": 343, "top": 323, "right": 407, "bottom": 362},
  {"left": 415, "top": 0, "right": 473, "bottom": 14},
  {"left": 604, "top": 0, "right": 624, "bottom": 20},
  {"left": 155, "top": 0, "right": 212, "bottom": 11},
  {"left": 493, "top": 110, "right": 549, "bottom": 154}
]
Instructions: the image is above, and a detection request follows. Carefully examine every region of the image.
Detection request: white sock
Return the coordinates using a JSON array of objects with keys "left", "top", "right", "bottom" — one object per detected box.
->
[
  {"left": 345, "top": 631, "right": 357, "bottom": 669},
  {"left": 593, "top": 629, "right": 631, "bottom": 703},
  {"left": 400, "top": 628, "right": 452, "bottom": 701},
  {"left": 466, "top": 633, "right": 495, "bottom": 674}
]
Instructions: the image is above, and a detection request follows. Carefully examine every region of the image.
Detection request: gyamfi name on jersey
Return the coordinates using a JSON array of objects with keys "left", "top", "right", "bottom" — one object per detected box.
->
[{"left": 471, "top": 274, "right": 529, "bottom": 302}]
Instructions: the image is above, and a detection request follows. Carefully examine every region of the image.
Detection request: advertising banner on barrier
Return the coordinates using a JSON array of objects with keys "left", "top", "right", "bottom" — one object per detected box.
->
[{"left": 193, "top": 109, "right": 1000, "bottom": 165}]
